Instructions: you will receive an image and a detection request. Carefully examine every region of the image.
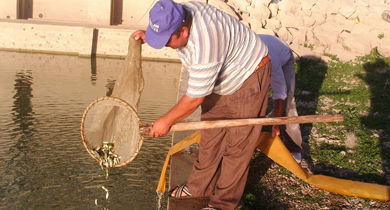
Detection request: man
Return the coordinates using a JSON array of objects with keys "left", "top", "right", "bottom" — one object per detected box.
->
[
  {"left": 258, "top": 34, "right": 302, "bottom": 163},
  {"left": 132, "top": 0, "right": 270, "bottom": 209}
]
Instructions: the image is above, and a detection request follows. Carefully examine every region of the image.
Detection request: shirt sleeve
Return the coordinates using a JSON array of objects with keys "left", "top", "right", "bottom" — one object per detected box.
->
[{"left": 270, "top": 57, "right": 287, "bottom": 100}]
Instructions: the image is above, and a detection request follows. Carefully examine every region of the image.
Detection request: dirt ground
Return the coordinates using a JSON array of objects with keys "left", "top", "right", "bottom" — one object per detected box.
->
[{"left": 240, "top": 150, "right": 390, "bottom": 210}]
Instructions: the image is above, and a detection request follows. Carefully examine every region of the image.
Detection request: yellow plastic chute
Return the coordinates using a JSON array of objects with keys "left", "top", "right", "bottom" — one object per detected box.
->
[{"left": 156, "top": 131, "right": 390, "bottom": 201}]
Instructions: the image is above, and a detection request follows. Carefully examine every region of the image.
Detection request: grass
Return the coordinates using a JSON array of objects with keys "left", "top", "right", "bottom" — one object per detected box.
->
[{"left": 238, "top": 50, "right": 390, "bottom": 209}]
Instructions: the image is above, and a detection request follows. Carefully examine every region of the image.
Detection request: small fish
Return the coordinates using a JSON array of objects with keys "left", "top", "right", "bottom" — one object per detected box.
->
[{"left": 90, "top": 142, "right": 122, "bottom": 178}]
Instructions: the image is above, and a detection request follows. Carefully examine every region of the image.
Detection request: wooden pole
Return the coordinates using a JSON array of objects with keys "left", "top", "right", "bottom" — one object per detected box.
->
[{"left": 169, "top": 115, "right": 343, "bottom": 132}]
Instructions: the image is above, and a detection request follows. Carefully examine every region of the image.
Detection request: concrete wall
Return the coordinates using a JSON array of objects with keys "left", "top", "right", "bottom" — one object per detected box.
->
[
  {"left": 0, "top": 19, "right": 179, "bottom": 61},
  {"left": 0, "top": 0, "right": 206, "bottom": 26},
  {"left": 0, "top": 0, "right": 17, "bottom": 19},
  {"left": 0, "top": 0, "right": 206, "bottom": 60}
]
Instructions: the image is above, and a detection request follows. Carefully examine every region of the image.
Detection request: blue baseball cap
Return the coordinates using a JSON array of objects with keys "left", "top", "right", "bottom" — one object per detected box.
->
[{"left": 145, "top": 0, "right": 185, "bottom": 49}]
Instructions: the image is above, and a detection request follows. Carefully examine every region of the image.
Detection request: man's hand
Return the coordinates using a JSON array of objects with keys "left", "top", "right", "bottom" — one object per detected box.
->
[
  {"left": 272, "top": 125, "right": 280, "bottom": 137},
  {"left": 272, "top": 99, "right": 284, "bottom": 137},
  {"left": 131, "top": 30, "right": 146, "bottom": 44},
  {"left": 149, "top": 95, "right": 204, "bottom": 138},
  {"left": 150, "top": 117, "right": 171, "bottom": 138}
]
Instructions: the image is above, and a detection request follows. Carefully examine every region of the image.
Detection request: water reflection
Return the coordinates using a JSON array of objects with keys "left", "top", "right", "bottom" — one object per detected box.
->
[
  {"left": 0, "top": 51, "right": 182, "bottom": 209},
  {"left": 5, "top": 70, "right": 37, "bottom": 209}
]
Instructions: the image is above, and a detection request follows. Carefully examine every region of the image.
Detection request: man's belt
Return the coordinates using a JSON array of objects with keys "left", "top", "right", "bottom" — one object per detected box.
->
[{"left": 254, "top": 54, "right": 270, "bottom": 72}]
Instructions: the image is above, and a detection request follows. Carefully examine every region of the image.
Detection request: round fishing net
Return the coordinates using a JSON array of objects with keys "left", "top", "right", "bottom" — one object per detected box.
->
[
  {"left": 81, "top": 38, "right": 145, "bottom": 167},
  {"left": 81, "top": 97, "right": 145, "bottom": 167}
]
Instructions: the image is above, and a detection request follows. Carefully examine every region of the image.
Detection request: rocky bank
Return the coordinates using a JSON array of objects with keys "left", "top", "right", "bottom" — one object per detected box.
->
[{"left": 208, "top": 0, "right": 390, "bottom": 62}]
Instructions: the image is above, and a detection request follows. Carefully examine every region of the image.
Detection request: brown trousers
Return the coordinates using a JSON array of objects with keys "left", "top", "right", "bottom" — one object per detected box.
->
[{"left": 186, "top": 61, "right": 271, "bottom": 210}]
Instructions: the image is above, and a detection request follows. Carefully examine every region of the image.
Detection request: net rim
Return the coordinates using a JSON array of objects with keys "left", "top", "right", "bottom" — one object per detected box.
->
[{"left": 80, "top": 96, "right": 145, "bottom": 167}]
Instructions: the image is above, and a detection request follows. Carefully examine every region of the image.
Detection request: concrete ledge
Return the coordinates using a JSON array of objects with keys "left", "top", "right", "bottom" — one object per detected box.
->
[{"left": 0, "top": 18, "right": 180, "bottom": 62}]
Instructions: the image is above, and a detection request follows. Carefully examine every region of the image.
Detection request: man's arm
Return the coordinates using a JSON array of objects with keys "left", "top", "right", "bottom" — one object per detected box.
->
[
  {"left": 272, "top": 99, "right": 284, "bottom": 137},
  {"left": 150, "top": 94, "right": 204, "bottom": 137}
]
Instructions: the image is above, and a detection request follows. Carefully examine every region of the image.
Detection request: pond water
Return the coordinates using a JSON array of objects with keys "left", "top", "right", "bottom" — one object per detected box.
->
[{"left": 0, "top": 51, "right": 182, "bottom": 210}]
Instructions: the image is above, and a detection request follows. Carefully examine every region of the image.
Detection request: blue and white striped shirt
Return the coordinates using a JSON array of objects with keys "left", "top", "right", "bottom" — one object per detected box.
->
[{"left": 178, "top": 1, "right": 268, "bottom": 98}]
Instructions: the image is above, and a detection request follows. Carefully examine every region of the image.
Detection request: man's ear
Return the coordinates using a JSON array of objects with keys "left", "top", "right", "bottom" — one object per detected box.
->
[{"left": 182, "top": 26, "right": 189, "bottom": 38}]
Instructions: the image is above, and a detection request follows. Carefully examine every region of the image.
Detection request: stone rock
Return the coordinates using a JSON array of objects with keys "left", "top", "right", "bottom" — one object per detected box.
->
[
  {"left": 264, "top": 18, "right": 281, "bottom": 31},
  {"left": 276, "top": 27, "right": 293, "bottom": 44},
  {"left": 313, "top": 20, "right": 343, "bottom": 46},
  {"left": 327, "top": 43, "right": 357, "bottom": 62},
  {"left": 229, "top": 0, "right": 250, "bottom": 13},
  {"left": 277, "top": 0, "right": 302, "bottom": 15},
  {"left": 288, "top": 27, "right": 307, "bottom": 46},
  {"left": 209, "top": 0, "right": 240, "bottom": 20},
  {"left": 339, "top": 0, "right": 356, "bottom": 19},
  {"left": 339, "top": 33, "right": 370, "bottom": 55},
  {"left": 255, "top": 28, "right": 275, "bottom": 35},
  {"left": 251, "top": 0, "right": 271, "bottom": 7},
  {"left": 311, "top": 12, "right": 327, "bottom": 26},
  {"left": 355, "top": 0, "right": 370, "bottom": 7},
  {"left": 222, "top": 0, "right": 390, "bottom": 61},
  {"left": 249, "top": 17, "right": 264, "bottom": 32},
  {"left": 313, "top": 46, "right": 327, "bottom": 55},
  {"left": 382, "top": 10, "right": 390, "bottom": 23},
  {"left": 289, "top": 42, "right": 321, "bottom": 59},
  {"left": 240, "top": 20, "right": 250, "bottom": 28},
  {"left": 300, "top": 0, "right": 316, "bottom": 11},
  {"left": 305, "top": 29, "right": 318, "bottom": 47},
  {"left": 277, "top": 12, "right": 304, "bottom": 29},
  {"left": 377, "top": 38, "right": 390, "bottom": 57},
  {"left": 241, "top": 12, "right": 250, "bottom": 22},
  {"left": 268, "top": 3, "right": 278, "bottom": 18},
  {"left": 249, "top": 4, "right": 271, "bottom": 20}
]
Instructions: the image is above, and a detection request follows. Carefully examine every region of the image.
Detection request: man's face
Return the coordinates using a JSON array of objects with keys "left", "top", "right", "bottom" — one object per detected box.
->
[{"left": 165, "top": 28, "right": 189, "bottom": 49}]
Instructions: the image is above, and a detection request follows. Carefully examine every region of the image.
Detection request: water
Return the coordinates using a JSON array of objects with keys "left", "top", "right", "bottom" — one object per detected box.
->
[{"left": 0, "top": 51, "right": 182, "bottom": 210}]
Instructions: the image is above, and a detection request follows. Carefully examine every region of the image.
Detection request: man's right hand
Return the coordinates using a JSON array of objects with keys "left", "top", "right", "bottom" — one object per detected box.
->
[{"left": 131, "top": 30, "right": 146, "bottom": 44}]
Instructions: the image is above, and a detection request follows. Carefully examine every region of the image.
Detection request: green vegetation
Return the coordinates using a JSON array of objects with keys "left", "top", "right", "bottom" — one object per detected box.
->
[{"left": 239, "top": 51, "right": 390, "bottom": 209}]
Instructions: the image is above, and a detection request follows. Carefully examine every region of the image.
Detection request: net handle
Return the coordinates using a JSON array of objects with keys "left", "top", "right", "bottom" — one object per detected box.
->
[
  {"left": 80, "top": 96, "right": 146, "bottom": 167},
  {"left": 140, "top": 114, "right": 344, "bottom": 135}
]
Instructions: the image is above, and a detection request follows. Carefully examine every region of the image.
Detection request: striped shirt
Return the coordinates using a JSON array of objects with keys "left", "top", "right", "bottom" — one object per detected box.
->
[{"left": 178, "top": 1, "right": 268, "bottom": 98}]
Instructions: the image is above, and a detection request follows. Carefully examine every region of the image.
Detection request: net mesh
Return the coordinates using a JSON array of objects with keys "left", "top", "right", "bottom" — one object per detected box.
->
[{"left": 81, "top": 38, "right": 144, "bottom": 167}]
